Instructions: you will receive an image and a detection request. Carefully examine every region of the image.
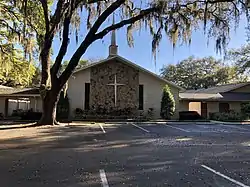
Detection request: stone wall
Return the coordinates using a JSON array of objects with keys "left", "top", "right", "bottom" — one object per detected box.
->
[{"left": 90, "top": 59, "right": 139, "bottom": 114}]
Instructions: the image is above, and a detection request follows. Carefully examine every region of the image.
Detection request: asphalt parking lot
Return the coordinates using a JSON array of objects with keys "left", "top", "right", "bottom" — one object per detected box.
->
[{"left": 0, "top": 122, "right": 250, "bottom": 187}]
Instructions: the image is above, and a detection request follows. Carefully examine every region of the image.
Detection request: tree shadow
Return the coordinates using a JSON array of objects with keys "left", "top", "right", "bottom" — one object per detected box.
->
[{"left": 0, "top": 123, "right": 249, "bottom": 187}]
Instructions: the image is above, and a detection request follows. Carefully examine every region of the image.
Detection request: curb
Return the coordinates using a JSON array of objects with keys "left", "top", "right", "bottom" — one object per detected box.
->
[
  {"left": 210, "top": 120, "right": 250, "bottom": 125},
  {"left": 0, "top": 123, "right": 36, "bottom": 130}
]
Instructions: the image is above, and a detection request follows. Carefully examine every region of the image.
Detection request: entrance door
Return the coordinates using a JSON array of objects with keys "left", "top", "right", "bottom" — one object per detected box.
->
[{"left": 201, "top": 102, "right": 207, "bottom": 119}]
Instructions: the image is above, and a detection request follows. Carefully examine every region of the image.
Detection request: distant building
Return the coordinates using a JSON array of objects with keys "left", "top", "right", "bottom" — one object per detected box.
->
[{"left": 179, "top": 82, "right": 250, "bottom": 118}]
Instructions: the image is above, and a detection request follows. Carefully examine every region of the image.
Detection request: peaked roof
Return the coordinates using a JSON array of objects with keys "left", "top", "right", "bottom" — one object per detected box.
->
[
  {"left": 183, "top": 82, "right": 250, "bottom": 94},
  {"left": 180, "top": 82, "right": 250, "bottom": 101},
  {"left": 73, "top": 55, "right": 184, "bottom": 90}
]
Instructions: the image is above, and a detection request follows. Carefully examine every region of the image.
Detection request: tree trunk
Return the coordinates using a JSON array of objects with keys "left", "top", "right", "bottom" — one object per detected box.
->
[{"left": 38, "top": 89, "right": 60, "bottom": 125}]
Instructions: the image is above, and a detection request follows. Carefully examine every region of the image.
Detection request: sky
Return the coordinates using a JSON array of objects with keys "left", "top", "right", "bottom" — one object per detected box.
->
[{"left": 52, "top": 14, "right": 249, "bottom": 75}]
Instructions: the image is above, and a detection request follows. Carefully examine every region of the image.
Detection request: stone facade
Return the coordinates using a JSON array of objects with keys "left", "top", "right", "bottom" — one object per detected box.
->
[{"left": 90, "top": 60, "right": 139, "bottom": 114}]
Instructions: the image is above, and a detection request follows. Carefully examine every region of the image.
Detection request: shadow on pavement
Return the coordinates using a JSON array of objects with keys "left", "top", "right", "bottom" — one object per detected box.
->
[{"left": 0, "top": 123, "right": 249, "bottom": 187}]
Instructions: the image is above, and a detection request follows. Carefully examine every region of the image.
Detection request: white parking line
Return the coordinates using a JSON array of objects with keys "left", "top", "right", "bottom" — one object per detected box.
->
[
  {"left": 163, "top": 124, "right": 190, "bottom": 132},
  {"left": 201, "top": 165, "right": 249, "bottom": 187},
  {"left": 219, "top": 124, "right": 250, "bottom": 131},
  {"left": 99, "top": 169, "right": 109, "bottom": 187},
  {"left": 131, "top": 123, "right": 150, "bottom": 133},
  {"left": 99, "top": 123, "right": 106, "bottom": 133}
]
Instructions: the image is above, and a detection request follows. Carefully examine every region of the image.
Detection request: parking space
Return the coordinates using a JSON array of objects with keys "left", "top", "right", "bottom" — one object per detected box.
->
[
  {"left": 163, "top": 123, "right": 250, "bottom": 134},
  {"left": 0, "top": 122, "right": 250, "bottom": 187}
]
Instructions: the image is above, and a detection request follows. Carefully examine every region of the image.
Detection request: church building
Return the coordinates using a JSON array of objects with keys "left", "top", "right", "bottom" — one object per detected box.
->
[{"left": 67, "top": 29, "right": 183, "bottom": 119}]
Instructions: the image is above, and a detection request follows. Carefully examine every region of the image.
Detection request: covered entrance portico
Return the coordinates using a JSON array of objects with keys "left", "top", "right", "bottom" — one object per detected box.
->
[
  {"left": 0, "top": 87, "right": 42, "bottom": 118},
  {"left": 181, "top": 101, "right": 208, "bottom": 119}
]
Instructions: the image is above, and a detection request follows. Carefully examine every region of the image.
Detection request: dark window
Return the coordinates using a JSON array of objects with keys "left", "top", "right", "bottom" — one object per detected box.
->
[
  {"left": 139, "top": 85, "right": 144, "bottom": 110},
  {"left": 219, "top": 103, "right": 230, "bottom": 113},
  {"left": 84, "top": 83, "right": 90, "bottom": 110}
]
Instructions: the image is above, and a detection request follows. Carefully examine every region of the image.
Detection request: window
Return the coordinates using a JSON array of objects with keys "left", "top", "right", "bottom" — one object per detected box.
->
[
  {"left": 139, "top": 85, "right": 144, "bottom": 110},
  {"left": 219, "top": 103, "right": 230, "bottom": 113},
  {"left": 84, "top": 83, "right": 90, "bottom": 110}
]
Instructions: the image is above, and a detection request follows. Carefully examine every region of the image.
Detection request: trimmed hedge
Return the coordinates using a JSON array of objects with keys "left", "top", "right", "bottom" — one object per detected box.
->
[
  {"left": 209, "top": 110, "right": 247, "bottom": 121},
  {"left": 21, "top": 111, "right": 42, "bottom": 120}
]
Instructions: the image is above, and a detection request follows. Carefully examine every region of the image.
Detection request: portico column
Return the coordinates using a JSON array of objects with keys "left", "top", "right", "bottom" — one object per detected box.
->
[{"left": 34, "top": 97, "right": 37, "bottom": 112}]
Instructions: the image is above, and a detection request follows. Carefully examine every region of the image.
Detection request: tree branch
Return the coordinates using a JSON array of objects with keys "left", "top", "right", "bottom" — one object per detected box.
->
[
  {"left": 0, "top": 45, "right": 8, "bottom": 55},
  {"left": 50, "top": 0, "right": 65, "bottom": 31},
  {"left": 0, "top": 19, "right": 21, "bottom": 35},
  {"left": 51, "top": 16, "right": 71, "bottom": 84},
  {"left": 51, "top": 0, "right": 75, "bottom": 83},
  {"left": 95, "top": 7, "right": 158, "bottom": 40},
  {"left": 39, "top": 0, "right": 50, "bottom": 33},
  {"left": 59, "top": 0, "right": 126, "bottom": 87}
]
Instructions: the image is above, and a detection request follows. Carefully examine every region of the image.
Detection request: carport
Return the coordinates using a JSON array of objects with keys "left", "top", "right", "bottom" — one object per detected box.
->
[{"left": 0, "top": 86, "right": 42, "bottom": 117}]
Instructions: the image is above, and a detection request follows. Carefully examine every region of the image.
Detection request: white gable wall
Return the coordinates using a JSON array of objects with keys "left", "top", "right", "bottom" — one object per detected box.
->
[
  {"left": 67, "top": 65, "right": 180, "bottom": 119},
  {"left": 67, "top": 69, "right": 90, "bottom": 116},
  {"left": 139, "top": 71, "right": 179, "bottom": 119}
]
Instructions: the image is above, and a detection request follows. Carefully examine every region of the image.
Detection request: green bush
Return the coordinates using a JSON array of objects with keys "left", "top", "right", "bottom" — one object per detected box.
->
[
  {"left": 241, "top": 103, "right": 250, "bottom": 117},
  {"left": 160, "top": 85, "right": 175, "bottom": 119},
  {"left": 209, "top": 110, "right": 245, "bottom": 121}
]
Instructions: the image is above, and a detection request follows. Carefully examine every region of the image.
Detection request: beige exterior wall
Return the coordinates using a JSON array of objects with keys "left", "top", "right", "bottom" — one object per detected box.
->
[
  {"left": 139, "top": 71, "right": 179, "bottom": 119},
  {"left": 179, "top": 100, "right": 189, "bottom": 112},
  {"left": 180, "top": 101, "right": 244, "bottom": 119},
  {"left": 189, "top": 102, "right": 201, "bottom": 115},
  {"left": 229, "top": 102, "right": 241, "bottom": 112},
  {"left": 207, "top": 102, "right": 219, "bottom": 118},
  {"left": 67, "top": 69, "right": 91, "bottom": 116},
  {"left": 230, "top": 85, "right": 250, "bottom": 93}
]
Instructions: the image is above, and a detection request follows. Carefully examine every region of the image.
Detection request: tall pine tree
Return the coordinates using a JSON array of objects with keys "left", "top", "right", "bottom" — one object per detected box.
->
[{"left": 160, "top": 85, "right": 175, "bottom": 119}]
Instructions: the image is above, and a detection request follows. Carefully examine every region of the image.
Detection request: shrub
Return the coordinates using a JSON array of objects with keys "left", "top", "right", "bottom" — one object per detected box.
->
[
  {"left": 21, "top": 111, "right": 42, "bottom": 120},
  {"left": 12, "top": 109, "right": 24, "bottom": 117},
  {"left": 160, "top": 85, "right": 175, "bottom": 119},
  {"left": 147, "top": 108, "right": 154, "bottom": 120},
  {"left": 74, "top": 108, "right": 84, "bottom": 117},
  {"left": 241, "top": 103, "right": 250, "bottom": 117},
  {"left": 209, "top": 110, "right": 245, "bottom": 121}
]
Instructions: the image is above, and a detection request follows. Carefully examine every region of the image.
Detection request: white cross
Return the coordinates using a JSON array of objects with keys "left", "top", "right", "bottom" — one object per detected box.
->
[{"left": 107, "top": 74, "right": 125, "bottom": 107}]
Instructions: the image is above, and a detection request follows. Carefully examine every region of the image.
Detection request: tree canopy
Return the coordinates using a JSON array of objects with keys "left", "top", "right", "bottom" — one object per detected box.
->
[
  {"left": 0, "top": 49, "right": 38, "bottom": 87},
  {"left": 0, "top": 0, "right": 47, "bottom": 62},
  {"left": 161, "top": 56, "right": 248, "bottom": 90},
  {"left": 60, "top": 59, "right": 88, "bottom": 72},
  {"left": 226, "top": 43, "right": 250, "bottom": 74},
  {"left": 0, "top": 0, "right": 46, "bottom": 87},
  {"left": 2, "top": 0, "right": 249, "bottom": 125}
]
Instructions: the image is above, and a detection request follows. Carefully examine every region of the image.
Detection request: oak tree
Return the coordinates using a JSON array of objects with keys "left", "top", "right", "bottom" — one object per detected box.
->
[
  {"left": 161, "top": 56, "right": 248, "bottom": 89},
  {"left": 2, "top": 0, "right": 249, "bottom": 125}
]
